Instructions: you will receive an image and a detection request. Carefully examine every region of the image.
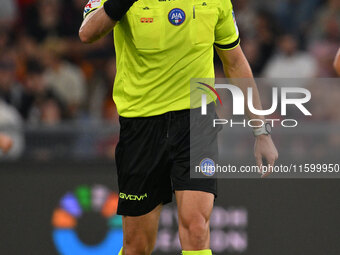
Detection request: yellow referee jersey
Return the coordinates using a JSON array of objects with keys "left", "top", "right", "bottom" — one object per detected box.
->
[{"left": 85, "top": 0, "right": 240, "bottom": 117}]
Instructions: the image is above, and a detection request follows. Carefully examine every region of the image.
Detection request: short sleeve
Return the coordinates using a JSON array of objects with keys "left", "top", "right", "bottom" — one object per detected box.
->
[{"left": 214, "top": 0, "right": 240, "bottom": 50}]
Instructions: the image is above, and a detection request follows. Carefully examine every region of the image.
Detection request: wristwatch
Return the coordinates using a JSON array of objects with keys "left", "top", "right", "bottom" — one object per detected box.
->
[{"left": 253, "top": 123, "right": 272, "bottom": 136}]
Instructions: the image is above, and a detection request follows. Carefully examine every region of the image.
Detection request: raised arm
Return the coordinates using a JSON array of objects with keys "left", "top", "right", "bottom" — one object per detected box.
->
[
  {"left": 79, "top": 7, "right": 116, "bottom": 44},
  {"left": 79, "top": 0, "right": 137, "bottom": 44}
]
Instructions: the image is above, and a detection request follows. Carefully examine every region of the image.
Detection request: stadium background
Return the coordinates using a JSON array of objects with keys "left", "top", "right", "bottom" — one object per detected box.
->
[{"left": 0, "top": 0, "right": 340, "bottom": 254}]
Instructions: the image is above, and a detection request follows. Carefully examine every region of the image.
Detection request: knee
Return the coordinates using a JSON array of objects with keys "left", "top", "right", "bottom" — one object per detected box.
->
[
  {"left": 180, "top": 212, "right": 210, "bottom": 247},
  {"left": 188, "top": 221, "right": 209, "bottom": 246},
  {"left": 123, "top": 234, "right": 154, "bottom": 255}
]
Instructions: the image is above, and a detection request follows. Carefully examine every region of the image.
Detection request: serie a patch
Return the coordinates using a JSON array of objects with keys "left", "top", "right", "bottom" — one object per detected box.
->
[{"left": 84, "top": 0, "right": 102, "bottom": 16}]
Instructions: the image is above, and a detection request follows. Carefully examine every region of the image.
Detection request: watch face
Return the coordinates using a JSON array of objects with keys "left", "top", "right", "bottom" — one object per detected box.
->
[{"left": 265, "top": 123, "right": 272, "bottom": 134}]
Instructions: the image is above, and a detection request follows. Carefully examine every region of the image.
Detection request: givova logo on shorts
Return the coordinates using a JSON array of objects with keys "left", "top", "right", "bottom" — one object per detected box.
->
[{"left": 119, "top": 192, "right": 148, "bottom": 201}]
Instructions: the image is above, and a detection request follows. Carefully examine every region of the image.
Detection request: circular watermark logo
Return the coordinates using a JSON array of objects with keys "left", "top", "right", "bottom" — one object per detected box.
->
[{"left": 200, "top": 158, "right": 216, "bottom": 176}]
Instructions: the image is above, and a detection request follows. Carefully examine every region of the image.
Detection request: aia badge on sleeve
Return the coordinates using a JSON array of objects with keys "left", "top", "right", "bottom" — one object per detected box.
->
[{"left": 168, "top": 8, "right": 186, "bottom": 26}]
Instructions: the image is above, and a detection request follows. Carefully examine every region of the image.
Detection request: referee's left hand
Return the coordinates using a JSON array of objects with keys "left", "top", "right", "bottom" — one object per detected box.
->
[{"left": 254, "top": 135, "right": 278, "bottom": 178}]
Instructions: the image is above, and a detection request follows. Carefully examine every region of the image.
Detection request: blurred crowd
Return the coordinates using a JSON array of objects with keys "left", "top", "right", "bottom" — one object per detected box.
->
[
  {"left": 0, "top": 0, "right": 339, "bottom": 158},
  {"left": 0, "top": 0, "right": 117, "bottom": 127},
  {"left": 0, "top": 0, "right": 339, "bottom": 124}
]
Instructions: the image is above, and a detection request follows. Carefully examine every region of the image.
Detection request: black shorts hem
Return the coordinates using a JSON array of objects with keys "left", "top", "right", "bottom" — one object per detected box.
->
[
  {"left": 116, "top": 197, "right": 172, "bottom": 217},
  {"left": 173, "top": 186, "right": 217, "bottom": 198}
]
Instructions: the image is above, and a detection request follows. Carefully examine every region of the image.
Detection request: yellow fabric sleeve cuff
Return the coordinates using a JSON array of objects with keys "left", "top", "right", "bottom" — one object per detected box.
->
[{"left": 214, "top": 36, "right": 240, "bottom": 51}]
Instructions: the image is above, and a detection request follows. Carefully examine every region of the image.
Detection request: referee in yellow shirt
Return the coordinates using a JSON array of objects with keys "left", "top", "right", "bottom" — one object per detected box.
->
[{"left": 80, "top": 0, "right": 278, "bottom": 254}]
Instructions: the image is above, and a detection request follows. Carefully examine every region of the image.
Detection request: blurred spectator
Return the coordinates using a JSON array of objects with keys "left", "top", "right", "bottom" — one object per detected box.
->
[
  {"left": 88, "top": 58, "right": 117, "bottom": 121},
  {"left": 0, "top": 0, "right": 18, "bottom": 27},
  {"left": 20, "top": 58, "right": 65, "bottom": 123},
  {"left": 275, "top": 0, "right": 321, "bottom": 42},
  {"left": 310, "top": 40, "right": 339, "bottom": 77},
  {"left": 39, "top": 98, "right": 62, "bottom": 125},
  {"left": 241, "top": 10, "right": 278, "bottom": 76},
  {"left": 263, "top": 34, "right": 317, "bottom": 78},
  {"left": 26, "top": 0, "right": 65, "bottom": 42},
  {"left": 61, "top": 0, "right": 86, "bottom": 38},
  {"left": 0, "top": 54, "right": 24, "bottom": 110},
  {"left": 308, "top": 0, "right": 340, "bottom": 43},
  {"left": 233, "top": 0, "right": 256, "bottom": 38},
  {"left": 0, "top": 28, "right": 10, "bottom": 53},
  {"left": 42, "top": 41, "right": 86, "bottom": 118},
  {"left": 0, "top": 99, "right": 24, "bottom": 159},
  {"left": 0, "top": 0, "right": 338, "bottom": 160}
]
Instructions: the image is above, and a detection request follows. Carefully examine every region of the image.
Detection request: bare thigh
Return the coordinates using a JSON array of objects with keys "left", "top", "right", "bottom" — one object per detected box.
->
[
  {"left": 176, "top": 190, "right": 214, "bottom": 250},
  {"left": 122, "top": 204, "right": 162, "bottom": 255}
]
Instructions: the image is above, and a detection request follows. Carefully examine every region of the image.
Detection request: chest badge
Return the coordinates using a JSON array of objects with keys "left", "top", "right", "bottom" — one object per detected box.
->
[
  {"left": 168, "top": 8, "right": 186, "bottom": 26},
  {"left": 141, "top": 17, "right": 154, "bottom": 23}
]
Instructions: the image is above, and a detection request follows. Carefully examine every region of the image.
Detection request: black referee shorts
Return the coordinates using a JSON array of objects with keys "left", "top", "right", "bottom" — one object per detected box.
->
[{"left": 115, "top": 105, "right": 219, "bottom": 216}]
